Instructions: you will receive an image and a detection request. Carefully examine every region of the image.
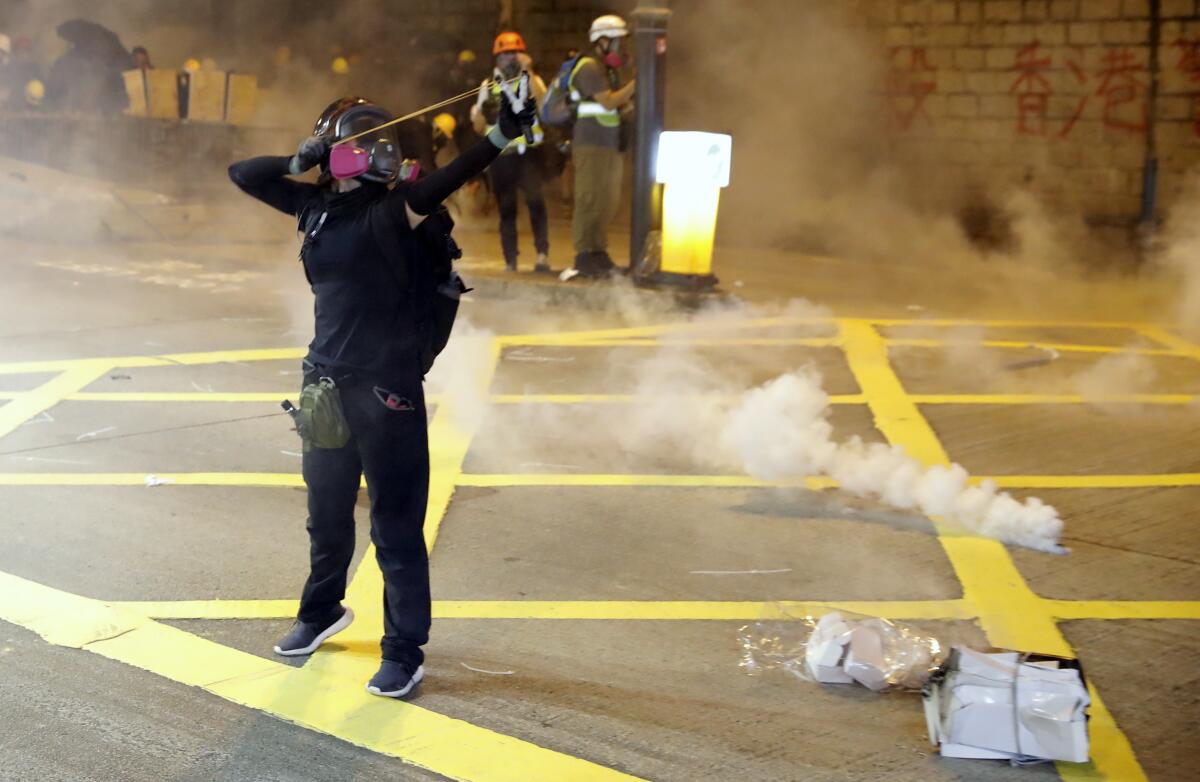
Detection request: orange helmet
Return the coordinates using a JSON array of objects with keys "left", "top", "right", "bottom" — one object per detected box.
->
[{"left": 493, "top": 31, "right": 526, "bottom": 55}]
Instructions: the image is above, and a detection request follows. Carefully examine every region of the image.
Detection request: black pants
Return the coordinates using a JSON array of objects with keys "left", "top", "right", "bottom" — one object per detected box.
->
[
  {"left": 490, "top": 147, "right": 548, "bottom": 267},
  {"left": 297, "top": 361, "right": 430, "bottom": 668}
]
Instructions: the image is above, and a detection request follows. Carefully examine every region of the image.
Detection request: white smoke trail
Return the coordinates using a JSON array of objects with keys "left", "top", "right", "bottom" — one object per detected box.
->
[{"left": 718, "top": 369, "right": 1065, "bottom": 553}]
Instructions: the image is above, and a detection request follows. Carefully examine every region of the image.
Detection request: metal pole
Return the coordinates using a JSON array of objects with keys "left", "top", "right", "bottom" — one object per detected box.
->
[
  {"left": 1140, "top": 0, "right": 1161, "bottom": 234},
  {"left": 629, "top": 1, "right": 670, "bottom": 271}
]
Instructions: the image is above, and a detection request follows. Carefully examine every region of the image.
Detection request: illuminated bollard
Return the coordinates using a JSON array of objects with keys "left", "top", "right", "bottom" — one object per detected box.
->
[{"left": 652, "top": 130, "right": 731, "bottom": 289}]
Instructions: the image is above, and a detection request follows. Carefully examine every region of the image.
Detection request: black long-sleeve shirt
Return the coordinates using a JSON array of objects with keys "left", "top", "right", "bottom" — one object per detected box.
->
[{"left": 228, "top": 138, "right": 501, "bottom": 379}]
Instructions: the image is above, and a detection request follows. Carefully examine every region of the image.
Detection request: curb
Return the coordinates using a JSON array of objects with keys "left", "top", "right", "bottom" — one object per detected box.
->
[{"left": 463, "top": 271, "right": 733, "bottom": 311}]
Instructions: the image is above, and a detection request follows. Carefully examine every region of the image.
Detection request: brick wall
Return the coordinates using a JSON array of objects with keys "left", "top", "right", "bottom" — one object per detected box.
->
[{"left": 845, "top": 0, "right": 1200, "bottom": 221}]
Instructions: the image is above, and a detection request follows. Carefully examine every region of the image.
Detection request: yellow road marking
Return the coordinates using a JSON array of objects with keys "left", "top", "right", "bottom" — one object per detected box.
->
[
  {"left": 66, "top": 391, "right": 290, "bottom": 402},
  {"left": 1133, "top": 325, "right": 1200, "bottom": 358},
  {"left": 0, "top": 571, "right": 641, "bottom": 781},
  {"left": 888, "top": 337, "right": 1188, "bottom": 357},
  {"left": 113, "top": 600, "right": 300, "bottom": 619},
  {"left": 0, "top": 472, "right": 306, "bottom": 487},
  {"left": 0, "top": 362, "right": 112, "bottom": 440},
  {"left": 496, "top": 316, "right": 832, "bottom": 345},
  {"left": 910, "top": 393, "right": 1197, "bottom": 405},
  {"left": 11, "top": 388, "right": 1198, "bottom": 407},
  {"left": 0, "top": 390, "right": 870, "bottom": 405},
  {"left": 506, "top": 337, "right": 841, "bottom": 347},
  {"left": 2, "top": 471, "right": 1194, "bottom": 491},
  {"left": 112, "top": 597, "right": 1200, "bottom": 623},
  {"left": 989, "top": 474, "right": 1200, "bottom": 489},
  {"left": 0, "top": 348, "right": 307, "bottom": 375},
  {"left": 113, "top": 598, "right": 973, "bottom": 621},
  {"left": 839, "top": 318, "right": 1147, "bottom": 781},
  {"left": 1047, "top": 600, "right": 1200, "bottom": 620},
  {"left": 0, "top": 319, "right": 1188, "bottom": 779},
  {"left": 430, "top": 599, "right": 974, "bottom": 621},
  {"left": 869, "top": 318, "right": 1152, "bottom": 329},
  {"left": 456, "top": 473, "right": 835, "bottom": 489},
  {"left": 423, "top": 338, "right": 502, "bottom": 552}
]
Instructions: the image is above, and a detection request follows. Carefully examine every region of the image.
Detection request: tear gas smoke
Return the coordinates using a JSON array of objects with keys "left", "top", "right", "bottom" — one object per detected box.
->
[{"left": 445, "top": 288, "right": 1066, "bottom": 554}]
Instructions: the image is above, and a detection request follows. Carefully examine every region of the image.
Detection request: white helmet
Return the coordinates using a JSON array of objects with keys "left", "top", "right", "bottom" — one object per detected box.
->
[{"left": 589, "top": 15, "right": 629, "bottom": 42}]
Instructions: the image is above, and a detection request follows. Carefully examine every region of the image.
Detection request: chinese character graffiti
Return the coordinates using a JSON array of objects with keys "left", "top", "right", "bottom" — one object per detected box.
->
[
  {"left": 1009, "top": 41, "right": 1053, "bottom": 135},
  {"left": 885, "top": 47, "right": 937, "bottom": 131},
  {"left": 1007, "top": 45, "right": 1149, "bottom": 138},
  {"left": 1173, "top": 38, "right": 1200, "bottom": 137}
]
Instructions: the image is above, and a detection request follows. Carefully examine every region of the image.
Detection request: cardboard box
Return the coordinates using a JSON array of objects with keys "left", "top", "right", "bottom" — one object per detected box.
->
[{"left": 924, "top": 648, "right": 1090, "bottom": 763}]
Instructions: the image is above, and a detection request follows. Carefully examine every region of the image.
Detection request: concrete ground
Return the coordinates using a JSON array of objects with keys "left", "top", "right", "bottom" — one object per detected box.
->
[{"left": 0, "top": 194, "right": 1197, "bottom": 782}]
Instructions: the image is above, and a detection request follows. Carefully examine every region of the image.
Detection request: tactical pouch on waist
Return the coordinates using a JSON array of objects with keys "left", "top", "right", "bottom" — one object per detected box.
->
[{"left": 284, "top": 376, "right": 351, "bottom": 450}]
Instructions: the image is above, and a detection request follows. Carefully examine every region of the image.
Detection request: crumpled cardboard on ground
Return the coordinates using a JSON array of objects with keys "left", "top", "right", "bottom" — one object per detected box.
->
[{"left": 923, "top": 647, "right": 1090, "bottom": 763}]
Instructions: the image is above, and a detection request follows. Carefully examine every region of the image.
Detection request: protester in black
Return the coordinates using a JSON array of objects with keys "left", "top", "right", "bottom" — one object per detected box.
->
[{"left": 228, "top": 93, "right": 532, "bottom": 699}]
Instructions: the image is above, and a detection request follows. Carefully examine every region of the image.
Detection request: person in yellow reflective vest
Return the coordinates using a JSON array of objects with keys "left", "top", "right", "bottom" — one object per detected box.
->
[
  {"left": 569, "top": 14, "right": 635, "bottom": 278},
  {"left": 470, "top": 31, "right": 551, "bottom": 273}
]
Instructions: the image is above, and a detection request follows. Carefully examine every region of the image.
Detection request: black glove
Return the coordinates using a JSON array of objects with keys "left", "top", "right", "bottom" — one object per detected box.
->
[
  {"left": 289, "top": 136, "right": 328, "bottom": 175},
  {"left": 496, "top": 80, "right": 537, "bottom": 142}
]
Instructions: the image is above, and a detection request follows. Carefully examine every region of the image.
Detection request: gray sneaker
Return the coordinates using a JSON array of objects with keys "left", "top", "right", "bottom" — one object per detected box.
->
[
  {"left": 366, "top": 660, "right": 425, "bottom": 699},
  {"left": 273, "top": 606, "right": 354, "bottom": 657}
]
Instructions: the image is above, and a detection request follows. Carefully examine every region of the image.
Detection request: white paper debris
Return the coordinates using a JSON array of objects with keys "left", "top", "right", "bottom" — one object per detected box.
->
[
  {"left": 924, "top": 648, "right": 1090, "bottom": 764},
  {"left": 461, "top": 662, "right": 515, "bottom": 676},
  {"left": 143, "top": 474, "right": 175, "bottom": 487}
]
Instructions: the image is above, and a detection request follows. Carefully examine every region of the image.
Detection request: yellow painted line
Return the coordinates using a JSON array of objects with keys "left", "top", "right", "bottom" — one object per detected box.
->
[
  {"left": 496, "top": 316, "right": 834, "bottom": 346},
  {"left": 113, "top": 598, "right": 974, "bottom": 621},
  {"left": 67, "top": 391, "right": 289, "bottom": 402},
  {"left": 431, "top": 599, "right": 974, "bottom": 621},
  {"left": 508, "top": 337, "right": 841, "bottom": 348},
  {"left": 108, "top": 597, "right": 1200, "bottom": 623},
  {"left": 490, "top": 393, "right": 861, "bottom": 407},
  {"left": 989, "top": 474, "right": 1200, "bottom": 489},
  {"left": 887, "top": 337, "right": 1186, "bottom": 357},
  {"left": 0, "top": 390, "right": 866, "bottom": 406},
  {"left": 1047, "top": 600, "right": 1200, "bottom": 620},
  {"left": 423, "top": 337, "right": 502, "bottom": 553},
  {"left": 1133, "top": 325, "right": 1200, "bottom": 359},
  {"left": 839, "top": 317, "right": 1148, "bottom": 780},
  {"left": 3, "top": 471, "right": 1191, "bottom": 492},
  {"left": 1, "top": 570, "right": 641, "bottom": 781},
  {"left": 910, "top": 393, "right": 1197, "bottom": 405},
  {"left": 455, "top": 473, "right": 837, "bottom": 489},
  {"left": 0, "top": 348, "right": 308, "bottom": 376},
  {"left": 146, "top": 347, "right": 308, "bottom": 366},
  {"left": 869, "top": 318, "right": 1152, "bottom": 329},
  {"left": 114, "top": 599, "right": 300, "bottom": 619},
  {"left": 1059, "top": 687, "right": 1148, "bottom": 782},
  {"left": 0, "top": 362, "right": 112, "bottom": 440},
  {"left": 0, "top": 472, "right": 305, "bottom": 487},
  {"left": 13, "top": 389, "right": 1196, "bottom": 407}
]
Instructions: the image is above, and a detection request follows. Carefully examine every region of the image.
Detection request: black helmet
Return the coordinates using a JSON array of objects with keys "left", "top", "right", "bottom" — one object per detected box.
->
[{"left": 313, "top": 96, "right": 401, "bottom": 184}]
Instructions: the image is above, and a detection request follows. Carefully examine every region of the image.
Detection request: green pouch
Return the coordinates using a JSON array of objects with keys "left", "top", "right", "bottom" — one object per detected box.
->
[{"left": 283, "top": 377, "right": 351, "bottom": 450}]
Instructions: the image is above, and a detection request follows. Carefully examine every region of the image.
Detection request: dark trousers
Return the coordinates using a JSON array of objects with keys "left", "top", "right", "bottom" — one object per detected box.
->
[
  {"left": 490, "top": 147, "right": 549, "bottom": 267},
  {"left": 298, "top": 361, "right": 430, "bottom": 668}
]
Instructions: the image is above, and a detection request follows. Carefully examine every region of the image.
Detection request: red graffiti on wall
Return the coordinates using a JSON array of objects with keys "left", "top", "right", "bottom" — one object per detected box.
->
[
  {"left": 885, "top": 47, "right": 937, "bottom": 131},
  {"left": 1093, "top": 48, "right": 1149, "bottom": 133},
  {"left": 1011, "top": 46, "right": 1149, "bottom": 138},
  {"left": 1009, "top": 41, "right": 1053, "bottom": 135},
  {"left": 1172, "top": 38, "right": 1200, "bottom": 136}
]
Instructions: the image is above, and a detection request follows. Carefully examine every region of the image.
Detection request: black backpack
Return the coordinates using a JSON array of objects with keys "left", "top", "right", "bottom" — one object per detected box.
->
[{"left": 372, "top": 201, "right": 468, "bottom": 376}]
